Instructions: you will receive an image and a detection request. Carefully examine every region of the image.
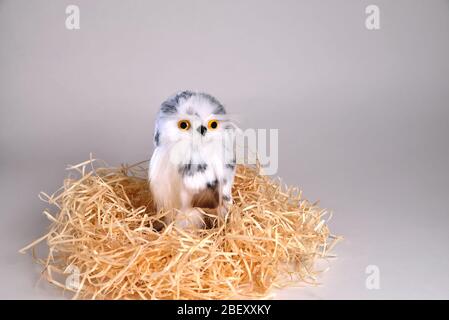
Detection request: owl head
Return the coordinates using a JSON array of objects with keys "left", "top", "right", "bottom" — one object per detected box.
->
[{"left": 153, "top": 91, "right": 232, "bottom": 148}]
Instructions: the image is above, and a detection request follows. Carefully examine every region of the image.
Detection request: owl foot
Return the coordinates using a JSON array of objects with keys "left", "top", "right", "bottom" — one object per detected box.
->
[{"left": 217, "top": 204, "right": 231, "bottom": 225}]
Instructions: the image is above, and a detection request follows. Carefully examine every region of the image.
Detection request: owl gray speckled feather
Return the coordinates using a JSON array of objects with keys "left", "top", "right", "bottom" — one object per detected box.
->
[{"left": 149, "top": 91, "right": 236, "bottom": 228}]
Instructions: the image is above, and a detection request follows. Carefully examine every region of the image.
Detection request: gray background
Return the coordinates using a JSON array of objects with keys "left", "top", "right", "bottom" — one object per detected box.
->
[{"left": 1, "top": 0, "right": 448, "bottom": 299}]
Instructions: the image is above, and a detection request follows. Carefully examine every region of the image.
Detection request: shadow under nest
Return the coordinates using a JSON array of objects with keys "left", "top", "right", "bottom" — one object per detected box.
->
[{"left": 21, "top": 159, "right": 341, "bottom": 300}]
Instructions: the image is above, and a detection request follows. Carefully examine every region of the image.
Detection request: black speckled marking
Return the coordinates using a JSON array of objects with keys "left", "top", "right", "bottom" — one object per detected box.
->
[
  {"left": 207, "top": 179, "right": 218, "bottom": 189},
  {"left": 177, "top": 90, "right": 194, "bottom": 101},
  {"left": 178, "top": 163, "right": 208, "bottom": 176},
  {"left": 161, "top": 91, "right": 225, "bottom": 116},
  {"left": 160, "top": 102, "right": 177, "bottom": 114},
  {"left": 222, "top": 195, "right": 231, "bottom": 202},
  {"left": 160, "top": 90, "right": 195, "bottom": 114},
  {"left": 154, "top": 130, "right": 160, "bottom": 146},
  {"left": 225, "top": 163, "right": 236, "bottom": 170},
  {"left": 178, "top": 163, "right": 191, "bottom": 176}
]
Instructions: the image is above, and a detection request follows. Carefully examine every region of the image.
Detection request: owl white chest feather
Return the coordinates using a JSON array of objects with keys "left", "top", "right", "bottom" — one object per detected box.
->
[{"left": 150, "top": 141, "right": 226, "bottom": 207}]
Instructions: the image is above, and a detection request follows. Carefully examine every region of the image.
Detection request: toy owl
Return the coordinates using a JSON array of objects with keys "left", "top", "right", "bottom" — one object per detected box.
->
[{"left": 149, "top": 91, "right": 236, "bottom": 228}]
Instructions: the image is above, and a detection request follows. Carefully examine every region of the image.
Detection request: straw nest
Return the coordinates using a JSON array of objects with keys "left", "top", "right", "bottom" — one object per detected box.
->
[{"left": 20, "top": 158, "right": 341, "bottom": 300}]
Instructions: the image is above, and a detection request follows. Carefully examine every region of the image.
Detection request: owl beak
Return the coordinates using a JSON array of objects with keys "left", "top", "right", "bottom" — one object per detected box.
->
[{"left": 197, "top": 125, "right": 207, "bottom": 136}]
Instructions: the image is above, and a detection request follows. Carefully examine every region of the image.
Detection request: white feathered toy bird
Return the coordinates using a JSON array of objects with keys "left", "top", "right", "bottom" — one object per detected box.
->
[{"left": 149, "top": 91, "right": 236, "bottom": 228}]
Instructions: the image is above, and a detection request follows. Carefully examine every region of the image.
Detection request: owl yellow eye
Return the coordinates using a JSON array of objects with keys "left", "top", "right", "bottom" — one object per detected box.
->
[
  {"left": 208, "top": 119, "right": 219, "bottom": 130},
  {"left": 177, "top": 120, "right": 191, "bottom": 131}
]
